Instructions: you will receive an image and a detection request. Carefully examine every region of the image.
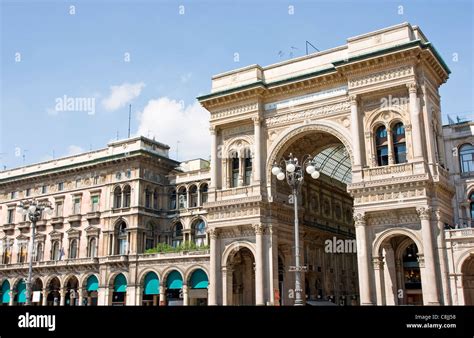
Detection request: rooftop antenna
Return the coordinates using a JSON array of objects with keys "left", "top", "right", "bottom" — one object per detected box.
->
[
  {"left": 305, "top": 41, "right": 319, "bottom": 55},
  {"left": 22, "top": 149, "right": 28, "bottom": 164},
  {"left": 128, "top": 104, "right": 132, "bottom": 138}
]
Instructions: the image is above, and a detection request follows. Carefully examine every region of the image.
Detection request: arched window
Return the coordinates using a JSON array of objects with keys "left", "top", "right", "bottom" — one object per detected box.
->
[
  {"left": 392, "top": 122, "right": 406, "bottom": 164},
  {"left": 116, "top": 222, "right": 128, "bottom": 255},
  {"left": 153, "top": 189, "right": 159, "bottom": 209},
  {"left": 113, "top": 186, "right": 122, "bottom": 209},
  {"left": 192, "top": 219, "right": 207, "bottom": 247},
  {"left": 18, "top": 243, "right": 27, "bottom": 263},
  {"left": 69, "top": 239, "right": 78, "bottom": 259},
  {"left": 189, "top": 185, "right": 198, "bottom": 208},
  {"left": 123, "top": 185, "right": 131, "bottom": 208},
  {"left": 460, "top": 144, "right": 474, "bottom": 173},
  {"left": 375, "top": 125, "right": 388, "bottom": 166},
  {"left": 145, "top": 187, "right": 151, "bottom": 208},
  {"left": 177, "top": 187, "right": 187, "bottom": 209},
  {"left": 172, "top": 223, "right": 183, "bottom": 247},
  {"left": 200, "top": 183, "right": 208, "bottom": 204},
  {"left": 52, "top": 241, "right": 61, "bottom": 261},
  {"left": 231, "top": 155, "right": 239, "bottom": 188},
  {"left": 169, "top": 189, "right": 177, "bottom": 210},
  {"left": 145, "top": 223, "right": 157, "bottom": 250},
  {"left": 34, "top": 242, "right": 43, "bottom": 262},
  {"left": 88, "top": 237, "right": 97, "bottom": 258},
  {"left": 2, "top": 243, "right": 11, "bottom": 264}
]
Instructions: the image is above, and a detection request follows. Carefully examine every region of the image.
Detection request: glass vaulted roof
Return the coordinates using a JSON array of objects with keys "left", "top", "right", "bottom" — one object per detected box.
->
[{"left": 312, "top": 144, "right": 352, "bottom": 184}]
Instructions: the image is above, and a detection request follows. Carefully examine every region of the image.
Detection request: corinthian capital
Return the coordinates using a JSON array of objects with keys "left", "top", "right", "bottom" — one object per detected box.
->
[
  {"left": 407, "top": 82, "right": 418, "bottom": 94},
  {"left": 207, "top": 227, "right": 220, "bottom": 239},
  {"left": 252, "top": 224, "right": 265, "bottom": 235},
  {"left": 349, "top": 94, "right": 358, "bottom": 105},
  {"left": 209, "top": 126, "right": 217, "bottom": 135},
  {"left": 252, "top": 116, "right": 262, "bottom": 125},
  {"left": 353, "top": 212, "right": 366, "bottom": 226},
  {"left": 416, "top": 207, "right": 432, "bottom": 221}
]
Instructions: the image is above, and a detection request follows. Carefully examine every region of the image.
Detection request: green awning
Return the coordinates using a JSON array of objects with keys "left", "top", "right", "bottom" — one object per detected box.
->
[
  {"left": 144, "top": 272, "right": 159, "bottom": 295},
  {"left": 86, "top": 275, "right": 99, "bottom": 292},
  {"left": 166, "top": 271, "right": 183, "bottom": 290},
  {"left": 190, "top": 269, "right": 209, "bottom": 289},
  {"left": 17, "top": 280, "right": 26, "bottom": 303},
  {"left": 1, "top": 280, "right": 10, "bottom": 304},
  {"left": 114, "top": 274, "right": 127, "bottom": 293}
]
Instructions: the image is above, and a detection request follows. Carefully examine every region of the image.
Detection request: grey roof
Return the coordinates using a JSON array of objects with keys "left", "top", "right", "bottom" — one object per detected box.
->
[{"left": 313, "top": 144, "right": 352, "bottom": 184}]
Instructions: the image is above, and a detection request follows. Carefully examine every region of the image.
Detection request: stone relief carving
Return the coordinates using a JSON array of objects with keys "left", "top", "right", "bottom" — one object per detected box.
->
[{"left": 349, "top": 65, "right": 413, "bottom": 89}]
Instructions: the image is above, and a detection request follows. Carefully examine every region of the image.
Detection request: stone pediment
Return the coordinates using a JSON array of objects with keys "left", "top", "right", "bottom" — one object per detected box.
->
[
  {"left": 84, "top": 225, "right": 100, "bottom": 236},
  {"left": 49, "top": 230, "right": 64, "bottom": 240},
  {"left": 66, "top": 228, "right": 82, "bottom": 238}
]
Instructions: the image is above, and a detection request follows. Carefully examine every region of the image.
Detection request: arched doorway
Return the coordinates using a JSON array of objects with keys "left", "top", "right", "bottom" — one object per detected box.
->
[
  {"left": 268, "top": 127, "right": 356, "bottom": 306},
  {"left": 188, "top": 269, "right": 209, "bottom": 306},
  {"left": 1, "top": 280, "right": 10, "bottom": 306},
  {"left": 227, "top": 247, "right": 255, "bottom": 305},
  {"left": 31, "top": 278, "right": 43, "bottom": 306},
  {"left": 46, "top": 277, "right": 61, "bottom": 306},
  {"left": 85, "top": 275, "right": 99, "bottom": 306},
  {"left": 166, "top": 270, "right": 183, "bottom": 306},
  {"left": 142, "top": 272, "right": 160, "bottom": 306},
  {"left": 15, "top": 279, "right": 27, "bottom": 305},
  {"left": 376, "top": 235, "right": 423, "bottom": 305},
  {"left": 65, "top": 276, "right": 79, "bottom": 306},
  {"left": 112, "top": 273, "right": 127, "bottom": 306},
  {"left": 462, "top": 255, "right": 474, "bottom": 305}
]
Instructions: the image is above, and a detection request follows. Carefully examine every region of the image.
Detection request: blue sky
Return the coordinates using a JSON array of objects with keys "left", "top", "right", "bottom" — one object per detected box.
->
[{"left": 1, "top": 0, "right": 472, "bottom": 169}]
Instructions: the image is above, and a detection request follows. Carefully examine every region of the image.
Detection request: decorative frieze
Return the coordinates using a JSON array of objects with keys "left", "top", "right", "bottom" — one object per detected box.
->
[
  {"left": 265, "top": 101, "right": 351, "bottom": 127},
  {"left": 210, "top": 103, "right": 258, "bottom": 121},
  {"left": 348, "top": 65, "right": 413, "bottom": 89}
]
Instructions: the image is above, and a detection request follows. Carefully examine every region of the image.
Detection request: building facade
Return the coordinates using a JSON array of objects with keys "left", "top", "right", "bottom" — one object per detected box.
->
[{"left": 1, "top": 22, "right": 473, "bottom": 306}]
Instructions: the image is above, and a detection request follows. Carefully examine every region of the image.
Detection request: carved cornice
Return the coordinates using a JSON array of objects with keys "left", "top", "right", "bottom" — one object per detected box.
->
[
  {"left": 348, "top": 65, "right": 414, "bottom": 89},
  {"left": 210, "top": 102, "right": 258, "bottom": 121}
]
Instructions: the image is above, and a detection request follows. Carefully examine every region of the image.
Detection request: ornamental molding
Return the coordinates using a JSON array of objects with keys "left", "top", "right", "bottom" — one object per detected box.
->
[
  {"left": 353, "top": 187, "right": 426, "bottom": 204},
  {"left": 210, "top": 102, "right": 258, "bottom": 121},
  {"left": 416, "top": 206, "right": 431, "bottom": 220},
  {"left": 222, "top": 124, "right": 254, "bottom": 138},
  {"left": 348, "top": 65, "right": 414, "bottom": 89},
  {"left": 353, "top": 212, "right": 366, "bottom": 226},
  {"left": 265, "top": 101, "right": 351, "bottom": 127}
]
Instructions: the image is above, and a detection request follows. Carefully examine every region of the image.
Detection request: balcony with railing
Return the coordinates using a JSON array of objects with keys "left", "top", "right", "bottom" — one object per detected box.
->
[
  {"left": 362, "top": 161, "right": 427, "bottom": 182},
  {"left": 0, "top": 257, "right": 99, "bottom": 271}
]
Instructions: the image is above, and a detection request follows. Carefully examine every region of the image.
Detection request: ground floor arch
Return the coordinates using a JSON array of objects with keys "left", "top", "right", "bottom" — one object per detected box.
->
[
  {"left": 1, "top": 280, "right": 10, "bottom": 306},
  {"left": 188, "top": 268, "right": 209, "bottom": 306},
  {"left": 225, "top": 247, "right": 256, "bottom": 305},
  {"left": 373, "top": 232, "right": 423, "bottom": 305},
  {"left": 111, "top": 273, "right": 127, "bottom": 306},
  {"left": 84, "top": 275, "right": 99, "bottom": 306},
  {"left": 46, "top": 277, "right": 61, "bottom": 306},
  {"left": 65, "top": 276, "right": 79, "bottom": 306},
  {"left": 165, "top": 270, "right": 184, "bottom": 306},
  {"left": 142, "top": 271, "right": 160, "bottom": 306},
  {"left": 461, "top": 254, "right": 474, "bottom": 305}
]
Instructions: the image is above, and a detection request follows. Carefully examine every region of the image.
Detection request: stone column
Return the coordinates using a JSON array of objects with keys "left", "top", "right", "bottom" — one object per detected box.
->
[
  {"left": 78, "top": 288, "right": 84, "bottom": 306},
  {"left": 435, "top": 210, "right": 451, "bottom": 305},
  {"left": 254, "top": 224, "right": 265, "bottom": 305},
  {"left": 222, "top": 266, "right": 233, "bottom": 305},
  {"left": 382, "top": 244, "right": 397, "bottom": 305},
  {"left": 208, "top": 228, "right": 219, "bottom": 305},
  {"left": 159, "top": 285, "right": 166, "bottom": 306},
  {"left": 9, "top": 290, "right": 15, "bottom": 306},
  {"left": 182, "top": 284, "right": 188, "bottom": 306},
  {"left": 408, "top": 83, "right": 423, "bottom": 160},
  {"left": 386, "top": 124, "right": 395, "bottom": 165},
  {"left": 210, "top": 127, "right": 218, "bottom": 189},
  {"left": 417, "top": 207, "right": 440, "bottom": 305},
  {"left": 59, "top": 288, "right": 66, "bottom": 306},
  {"left": 252, "top": 116, "right": 262, "bottom": 184},
  {"left": 354, "top": 212, "right": 374, "bottom": 305},
  {"left": 349, "top": 95, "right": 362, "bottom": 169},
  {"left": 373, "top": 256, "right": 385, "bottom": 305},
  {"left": 41, "top": 288, "right": 48, "bottom": 306}
]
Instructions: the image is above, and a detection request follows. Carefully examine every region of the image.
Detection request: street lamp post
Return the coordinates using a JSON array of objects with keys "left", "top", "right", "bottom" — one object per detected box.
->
[
  {"left": 272, "top": 153, "right": 320, "bottom": 306},
  {"left": 16, "top": 199, "right": 53, "bottom": 305}
]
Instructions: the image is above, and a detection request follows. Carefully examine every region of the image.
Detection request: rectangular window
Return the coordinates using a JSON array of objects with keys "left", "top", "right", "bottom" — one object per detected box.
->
[
  {"left": 7, "top": 209, "right": 14, "bottom": 223},
  {"left": 91, "top": 196, "right": 99, "bottom": 212},
  {"left": 73, "top": 198, "right": 81, "bottom": 214},
  {"left": 93, "top": 176, "right": 99, "bottom": 185},
  {"left": 75, "top": 179, "right": 81, "bottom": 188},
  {"left": 56, "top": 202, "right": 63, "bottom": 217},
  {"left": 377, "top": 146, "right": 389, "bottom": 166},
  {"left": 41, "top": 185, "right": 48, "bottom": 194},
  {"left": 231, "top": 157, "right": 239, "bottom": 188},
  {"left": 58, "top": 182, "right": 64, "bottom": 191},
  {"left": 244, "top": 157, "right": 252, "bottom": 186},
  {"left": 25, "top": 188, "right": 31, "bottom": 197},
  {"left": 10, "top": 191, "right": 17, "bottom": 199},
  {"left": 394, "top": 144, "right": 407, "bottom": 164}
]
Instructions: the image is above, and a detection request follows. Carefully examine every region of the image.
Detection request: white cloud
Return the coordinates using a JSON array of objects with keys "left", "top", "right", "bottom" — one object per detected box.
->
[
  {"left": 67, "top": 145, "right": 84, "bottom": 156},
  {"left": 136, "top": 97, "right": 210, "bottom": 161},
  {"left": 102, "top": 82, "right": 145, "bottom": 111}
]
